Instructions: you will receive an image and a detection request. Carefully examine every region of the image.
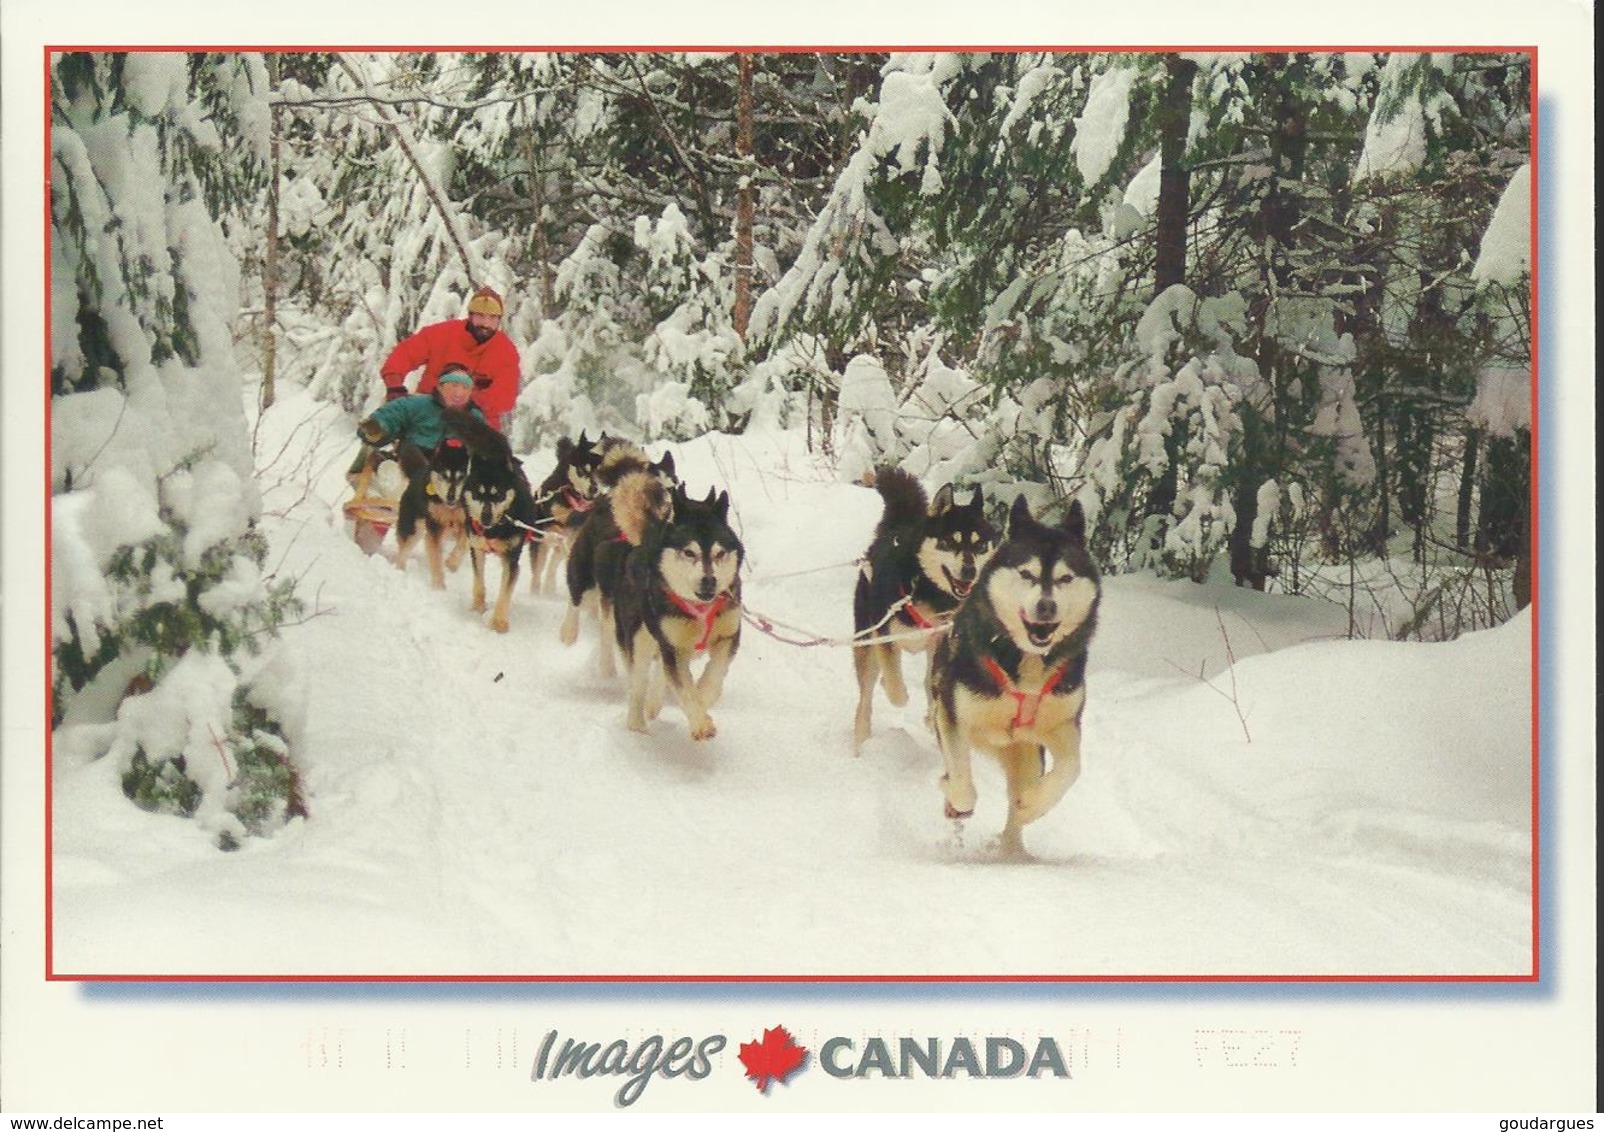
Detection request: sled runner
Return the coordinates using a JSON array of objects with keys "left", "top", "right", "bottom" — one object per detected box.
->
[{"left": 343, "top": 443, "right": 405, "bottom": 554}]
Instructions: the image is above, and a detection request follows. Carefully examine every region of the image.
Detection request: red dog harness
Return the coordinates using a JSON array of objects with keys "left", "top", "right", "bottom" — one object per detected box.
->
[
  {"left": 662, "top": 589, "right": 730, "bottom": 652},
  {"left": 897, "top": 586, "right": 940, "bottom": 630},
  {"left": 983, "top": 657, "right": 1069, "bottom": 732}
]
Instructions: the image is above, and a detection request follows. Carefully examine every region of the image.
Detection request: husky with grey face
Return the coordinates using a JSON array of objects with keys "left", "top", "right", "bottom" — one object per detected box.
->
[
  {"left": 927, "top": 495, "right": 1100, "bottom": 855},
  {"left": 612, "top": 485, "right": 744, "bottom": 741}
]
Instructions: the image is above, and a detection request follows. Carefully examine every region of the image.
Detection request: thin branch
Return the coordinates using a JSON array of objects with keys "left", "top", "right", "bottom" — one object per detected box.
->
[{"left": 332, "top": 52, "right": 481, "bottom": 285}]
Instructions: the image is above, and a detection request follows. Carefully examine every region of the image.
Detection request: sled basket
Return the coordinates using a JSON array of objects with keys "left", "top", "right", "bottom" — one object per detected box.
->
[{"left": 344, "top": 445, "right": 404, "bottom": 552}]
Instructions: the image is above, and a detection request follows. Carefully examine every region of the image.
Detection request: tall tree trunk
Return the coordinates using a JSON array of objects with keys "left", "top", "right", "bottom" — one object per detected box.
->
[
  {"left": 1234, "top": 56, "right": 1309, "bottom": 590},
  {"left": 733, "top": 53, "right": 755, "bottom": 338},
  {"left": 1457, "top": 427, "right": 1481, "bottom": 549},
  {"left": 1143, "top": 55, "right": 1197, "bottom": 550},
  {"left": 260, "top": 55, "right": 281, "bottom": 411},
  {"left": 1154, "top": 54, "right": 1196, "bottom": 295},
  {"left": 522, "top": 132, "right": 556, "bottom": 318}
]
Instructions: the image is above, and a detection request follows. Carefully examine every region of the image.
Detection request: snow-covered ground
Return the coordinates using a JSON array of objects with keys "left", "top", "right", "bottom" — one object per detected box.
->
[{"left": 49, "top": 387, "right": 1534, "bottom": 978}]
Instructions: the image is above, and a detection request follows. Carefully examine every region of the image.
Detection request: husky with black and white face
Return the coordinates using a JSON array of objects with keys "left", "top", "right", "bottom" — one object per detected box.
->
[
  {"left": 927, "top": 494, "right": 1100, "bottom": 856},
  {"left": 613, "top": 486, "right": 745, "bottom": 741},
  {"left": 852, "top": 468, "right": 999, "bottom": 749},
  {"left": 526, "top": 431, "right": 604, "bottom": 595},
  {"left": 395, "top": 435, "right": 474, "bottom": 589}
]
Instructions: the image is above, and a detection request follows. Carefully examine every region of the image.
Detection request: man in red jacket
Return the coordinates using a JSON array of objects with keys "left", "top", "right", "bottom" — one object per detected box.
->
[{"left": 381, "top": 285, "right": 522, "bottom": 430}]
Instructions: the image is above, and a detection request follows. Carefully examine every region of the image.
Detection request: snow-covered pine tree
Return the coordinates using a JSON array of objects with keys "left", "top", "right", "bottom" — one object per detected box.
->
[{"left": 51, "top": 50, "right": 306, "bottom": 848}]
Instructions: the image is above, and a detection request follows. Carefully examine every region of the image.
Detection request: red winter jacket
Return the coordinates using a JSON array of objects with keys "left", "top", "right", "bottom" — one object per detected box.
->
[{"left": 380, "top": 319, "right": 521, "bottom": 430}]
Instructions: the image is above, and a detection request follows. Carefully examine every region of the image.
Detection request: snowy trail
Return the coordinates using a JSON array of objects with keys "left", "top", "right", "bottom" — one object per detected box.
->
[{"left": 49, "top": 390, "right": 1534, "bottom": 978}]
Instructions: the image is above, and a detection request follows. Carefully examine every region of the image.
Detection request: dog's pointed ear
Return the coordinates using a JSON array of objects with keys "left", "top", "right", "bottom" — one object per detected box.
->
[
  {"left": 930, "top": 483, "right": 954, "bottom": 517},
  {"left": 1062, "top": 499, "right": 1087, "bottom": 543},
  {"left": 657, "top": 450, "right": 676, "bottom": 478},
  {"left": 714, "top": 490, "right": 730, "bottom": 521},
  {"left": 968, "top": 487, "right": 985, "bottom": 510},
  {"left": 1008, "top": 494, "right": 1033, "bottom": 534}
]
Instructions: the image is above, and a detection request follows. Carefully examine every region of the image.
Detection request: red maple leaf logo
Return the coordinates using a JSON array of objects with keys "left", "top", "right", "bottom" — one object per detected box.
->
[{"left": 738, "top": 1025, "right": 808, "bottom": 1093}]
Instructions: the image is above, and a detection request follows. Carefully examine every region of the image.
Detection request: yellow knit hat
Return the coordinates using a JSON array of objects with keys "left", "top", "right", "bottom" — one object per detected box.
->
[{"left": 466, "top": 286, "right": 504, "bottom": 317}]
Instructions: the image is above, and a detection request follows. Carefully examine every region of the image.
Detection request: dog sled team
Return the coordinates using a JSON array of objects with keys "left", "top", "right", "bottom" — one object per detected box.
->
[{"left": 346, "top": 287, "right": 1102, "bottom": 854}]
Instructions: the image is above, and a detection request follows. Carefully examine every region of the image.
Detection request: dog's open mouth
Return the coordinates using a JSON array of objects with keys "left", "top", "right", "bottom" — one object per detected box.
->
[
  {"left": 1021, "top": 615, "right": 1059, "bottom": 649},
  {"left": 944, "top": 569, "right": 974, "bottom": 598}
]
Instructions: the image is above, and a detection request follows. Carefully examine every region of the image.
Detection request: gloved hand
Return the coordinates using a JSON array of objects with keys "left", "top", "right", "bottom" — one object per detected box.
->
[
  {"left": 385, "top": 384, "right": 408, "bottom": 402},
  {"left": 357, "top": 418, "right": 387, "bottom": 445}
]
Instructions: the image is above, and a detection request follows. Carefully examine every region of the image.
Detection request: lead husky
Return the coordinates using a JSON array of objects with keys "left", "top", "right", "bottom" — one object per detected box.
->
[
  {"left": 852, "top": 468, "right": 997, "bottom": 748},
  {"left": 927, "top": 495, "right": 1100, "bottom": 855},
  {"left": 613, "top": 485, "right": 744, "bottom": 740}
]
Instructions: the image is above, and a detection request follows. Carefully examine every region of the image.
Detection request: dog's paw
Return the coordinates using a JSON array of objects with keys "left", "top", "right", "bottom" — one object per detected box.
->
[
  {"left": 995, "top": 828, "right": 1028, "bottom": 857},
  {"left": 558, "top": 610, "right": 579, "bottom": 645},
  {"left": 689, "top": 717, "right": 717, "bottom": 741},
  {"left": 940, "top": 774, "right": 977, "bottom": 818},
  {"left": 943, "top": 800, "right": 974, "bottom": 820},
  {"left": 491, "top": 618, "right": 510, "bottom": 634},
  {"left": 1014, "top": 775, "right": 1073, "bottom": 825}
]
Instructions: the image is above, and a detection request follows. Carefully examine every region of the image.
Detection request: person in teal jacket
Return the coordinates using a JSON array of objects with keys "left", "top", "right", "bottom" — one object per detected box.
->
[
  {"left": 358, "top": 364, "right": 485, "bottom": 451},
  {"left": 347, "top": 364, "right": 486, "bottom": 489}
]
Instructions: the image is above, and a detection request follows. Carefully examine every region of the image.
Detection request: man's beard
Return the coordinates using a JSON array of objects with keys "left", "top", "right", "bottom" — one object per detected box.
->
[{"left": 466, "top": 323, "right": 495, "bottom": 344}]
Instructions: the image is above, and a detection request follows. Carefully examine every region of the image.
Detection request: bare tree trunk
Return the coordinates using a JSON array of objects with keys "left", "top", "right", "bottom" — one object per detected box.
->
[
  {"left": 1234, "top": 56, "right": 1308, "bottom": 590},
  {"left": 732, "top": 53, "right": 756, "bottom": 338},
  {"left": 522, "top": 132, "right": 556, "bottom": 318},
  {"left": 1457, "top": 427, "right": 1481, "bottom": 549},
  {"left": 1154, "top": 54, "right": 1196, "bottom": 296},
  {"left": 1147, "top": 54, "right": 1198, "bottom": 561},
  {"left": 260, "top": 55, "right": 281, "bottom": 411}
]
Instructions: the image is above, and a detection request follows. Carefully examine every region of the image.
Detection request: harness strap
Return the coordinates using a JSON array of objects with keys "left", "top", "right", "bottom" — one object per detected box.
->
[
  {"left": 662, "top": 589, "right": 730, "bottom": 652},
  {"left": 897, "top": 586, "right": 939, "bottom": 630},
  {"left": 982, "top": 657, "right": 1069, "bottom": 732}
]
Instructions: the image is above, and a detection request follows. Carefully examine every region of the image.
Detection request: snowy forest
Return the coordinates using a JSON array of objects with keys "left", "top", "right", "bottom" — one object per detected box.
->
[{"left": 48, "top": 48, "right": 1534, "bottom": 902}]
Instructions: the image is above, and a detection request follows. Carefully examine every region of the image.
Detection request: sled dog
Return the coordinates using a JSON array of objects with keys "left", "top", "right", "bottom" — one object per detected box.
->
[
  {"left": 560, "top": 448, "right": 679, "bottom": 677},
  {"left": 394, "top": 435, "right": 473, "bottom": 589},
  {"left": 593, "top": 436, "right": 676, "bottom": 493},
  {"left": 443, "top": 409, "right": 538, "bottom": 633},
  {"left": 927, "top": 495, "right": 1100, "bottom": 855},
  {"left": 613, "top": 484, "right": 743, "bottom": 740},
  {"left": 852, "top": 467, "right": 998, "bottom": 748},
  {"left": 526, "top": 432, "right": 605, "bottom": 594}
]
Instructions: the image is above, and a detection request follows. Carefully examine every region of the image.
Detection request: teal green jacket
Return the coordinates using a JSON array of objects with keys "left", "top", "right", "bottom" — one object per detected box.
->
[{"left": 359, "top": 393, "right": 485, "bottom": 452}]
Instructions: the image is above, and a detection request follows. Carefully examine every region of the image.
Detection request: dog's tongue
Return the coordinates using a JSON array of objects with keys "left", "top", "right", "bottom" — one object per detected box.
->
[{"left": 1023, "top": 617, "right": 1058, "bottom": 646}]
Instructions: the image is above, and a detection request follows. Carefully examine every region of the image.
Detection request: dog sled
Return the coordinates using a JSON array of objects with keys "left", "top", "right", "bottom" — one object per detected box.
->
[{"left": 343, "top": 443, "right": 405, "bottom": 555}]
